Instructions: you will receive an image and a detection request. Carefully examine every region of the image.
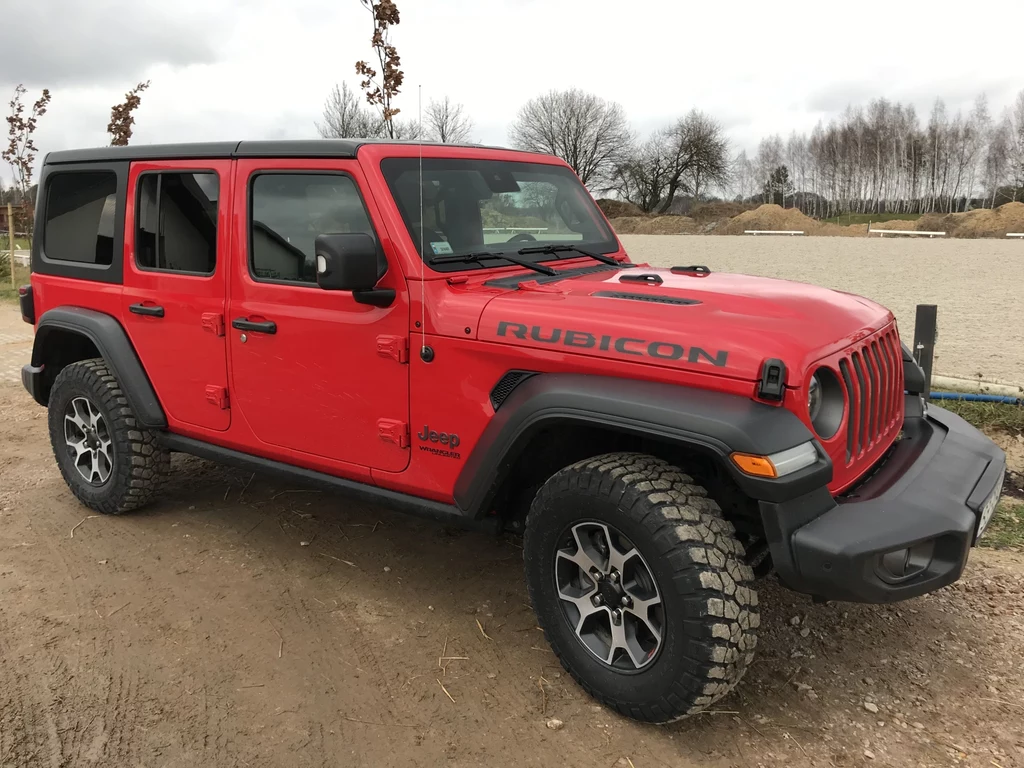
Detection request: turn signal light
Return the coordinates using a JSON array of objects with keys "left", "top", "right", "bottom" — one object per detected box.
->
[{"left": 730, "top": 453, "right": 778, "bottom": 478}]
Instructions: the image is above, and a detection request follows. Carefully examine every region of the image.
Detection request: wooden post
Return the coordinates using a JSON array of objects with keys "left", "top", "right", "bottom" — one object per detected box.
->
[
  {"left": 912, "top": 304, "right": 937, "bottom": 398},
  {"left": 7, "top": 202, "right": 15, "bottom": 288}
]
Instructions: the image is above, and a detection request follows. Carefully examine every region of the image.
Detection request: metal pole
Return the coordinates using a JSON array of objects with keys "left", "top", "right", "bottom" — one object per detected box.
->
[
  {"left": 7, "top": 202, "right": 15, "bottom": 288},
  {"left": 912, "top": 304, "right": 937, "bottom": 398}
]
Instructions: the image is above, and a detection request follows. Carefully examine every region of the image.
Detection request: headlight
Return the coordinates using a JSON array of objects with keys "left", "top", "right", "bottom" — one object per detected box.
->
[
  {"left": 807, "top": 367, "right": 844, "bottom": 439},
  {"left": 808, "top": 374, "right": 822, "bottom": 422}
]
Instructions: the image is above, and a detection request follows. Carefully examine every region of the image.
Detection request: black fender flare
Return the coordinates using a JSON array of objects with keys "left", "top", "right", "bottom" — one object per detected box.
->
[
  {"left": 31, "top": 307, "right": 167, "bottom": 429},
  {"left": 454, "top": 373, "right": 831, "bottom": 517}
]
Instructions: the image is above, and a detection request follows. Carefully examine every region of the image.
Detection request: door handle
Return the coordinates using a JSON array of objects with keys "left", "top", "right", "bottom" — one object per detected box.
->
[
  {"left": 232, "top": 317, "right": 277, "bottom": 334},
  {"left": 129, "top": 303, "right": 165, "bottom": 318}
]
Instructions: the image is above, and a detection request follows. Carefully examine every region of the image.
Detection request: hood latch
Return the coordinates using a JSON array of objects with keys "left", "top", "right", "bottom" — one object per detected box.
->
[{"left": 758, "top": 358, "right": 787, "bottom": 401}]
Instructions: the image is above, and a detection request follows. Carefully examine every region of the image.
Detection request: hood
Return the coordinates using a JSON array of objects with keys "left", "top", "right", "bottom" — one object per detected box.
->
[{"left": 475, "top": 266, "right": 893, "bottom": 384}]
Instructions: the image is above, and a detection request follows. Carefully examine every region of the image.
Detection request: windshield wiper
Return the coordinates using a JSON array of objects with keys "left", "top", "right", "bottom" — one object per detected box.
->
[
  {"left": 516, "top": 244, "right": 620, "bottom": 266},
  {"left": 428, "top": 251, "right": 557, "bottom": 276}
]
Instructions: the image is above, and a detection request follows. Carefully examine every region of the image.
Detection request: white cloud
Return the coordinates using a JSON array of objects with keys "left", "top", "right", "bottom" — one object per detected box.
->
[{"left": 2, "top": 0, "right": 1021, "bottom": 186}]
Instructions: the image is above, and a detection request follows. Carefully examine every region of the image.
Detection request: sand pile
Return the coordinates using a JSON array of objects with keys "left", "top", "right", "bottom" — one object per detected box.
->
[
  {"left": 597, "top": 199, "right": 643, "bottom": 218},
  {"left": 717, "top": 204, "right": 821, "bottom": 235},
  {"left": 869, "top": 220, "right": 918, "bottom": 231},
  {"left": 610, "top": 215, "right": 698, "bottom": 235},
  {"left": 689, "top": 201, "right": 750, "bottom": 222},
  {"left": 945, "top": 201, "right": 1024, "bottom": 238}
]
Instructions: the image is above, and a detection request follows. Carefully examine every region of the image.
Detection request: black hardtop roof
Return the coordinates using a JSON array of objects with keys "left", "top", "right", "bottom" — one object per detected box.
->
[{"left": 43, "top": 139, "right": 523, "bottom": 165}]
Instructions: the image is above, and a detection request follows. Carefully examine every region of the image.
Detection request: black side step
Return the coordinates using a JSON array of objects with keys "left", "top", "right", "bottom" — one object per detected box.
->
[{"left": 158, "top": 433, "right": 499, "bottom": 532}]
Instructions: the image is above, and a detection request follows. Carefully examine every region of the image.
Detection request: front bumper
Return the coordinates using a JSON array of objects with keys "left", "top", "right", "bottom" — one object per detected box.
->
[{"left": 761, "top": 397, "right": 1006, "bottom": 603}]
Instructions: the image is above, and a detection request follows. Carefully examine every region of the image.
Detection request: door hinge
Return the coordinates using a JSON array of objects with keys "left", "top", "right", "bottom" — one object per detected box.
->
[
  {"left": 202, "top": 313, "right": 225, "bottom": 337},
  {"left": 205, "top": 385, "right": 230, "bottom": 410},
  {"left": 377, "top": 419, "right": 409, "bottom": 448},
  {"left": 376, "top": 335, "right": 408, "bottom": 364}
]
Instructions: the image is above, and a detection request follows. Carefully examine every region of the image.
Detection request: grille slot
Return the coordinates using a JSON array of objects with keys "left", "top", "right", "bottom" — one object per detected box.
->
[{"left": 839, "top": 359, "right": 856, "bottom": 462}]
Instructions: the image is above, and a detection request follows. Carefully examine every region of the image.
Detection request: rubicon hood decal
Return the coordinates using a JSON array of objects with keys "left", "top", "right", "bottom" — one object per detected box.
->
[{"left": 496, "top": 321, "right": 728, "bottom": 366}]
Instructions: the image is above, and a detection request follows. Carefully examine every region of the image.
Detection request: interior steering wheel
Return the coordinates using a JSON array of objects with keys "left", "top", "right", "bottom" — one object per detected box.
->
[{"left": 507, "top": 233, "right": 537, "bottom": 243}]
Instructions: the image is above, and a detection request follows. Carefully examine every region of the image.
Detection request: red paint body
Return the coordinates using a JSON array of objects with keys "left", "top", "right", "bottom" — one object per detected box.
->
[{"left": 30, "top": 144, "right": 903, "bottom": 499}]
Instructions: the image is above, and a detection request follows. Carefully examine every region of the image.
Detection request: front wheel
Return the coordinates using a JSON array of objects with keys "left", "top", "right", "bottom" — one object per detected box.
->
[{"left": 523, "top": 453, "right": 759, "bottom": 723}]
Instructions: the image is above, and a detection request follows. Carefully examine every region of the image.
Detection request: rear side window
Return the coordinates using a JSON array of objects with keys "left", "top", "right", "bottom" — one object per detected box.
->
[
  {"left": 136, "top": 172, "right": 219, "bottom": 275},
  {"left": 249, "top": 173, "right": 377, "bottom": 284},
  {"left": 43, "top": 172, "right": 118, "bottom": 264}
]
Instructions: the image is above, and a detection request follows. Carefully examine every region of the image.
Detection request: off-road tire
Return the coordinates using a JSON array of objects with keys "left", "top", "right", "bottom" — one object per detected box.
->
[
  {"left": 47, "top": 359, "right": 169, "bottom": 515},
  {"left": 524, "top": 452, "right": 759, "bottom": 723}
]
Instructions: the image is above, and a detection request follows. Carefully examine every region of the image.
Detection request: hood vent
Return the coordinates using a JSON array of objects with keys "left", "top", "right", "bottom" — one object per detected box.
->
[{"left": 593, "top": 291, "right": 700, "bottom": 306}]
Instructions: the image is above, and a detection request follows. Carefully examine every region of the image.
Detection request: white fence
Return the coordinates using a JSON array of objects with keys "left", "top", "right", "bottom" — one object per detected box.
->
[
  {"left": 869, "top": 229, "right": 946, "bottom": 238},
  {"left": 1008, "top": 233, "right": 1024, "bottom": 238},
  {"left": 482, "top": 227, "right": 549, "bottom": 235},
  {"left": 744, "top": 230, "right": 804, "bottom": 236}
]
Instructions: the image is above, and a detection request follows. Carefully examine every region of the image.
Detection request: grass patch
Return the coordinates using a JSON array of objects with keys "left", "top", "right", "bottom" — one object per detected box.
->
[
  {"left": 979, "top": 498, "right": 1024, "bottom": 550},
  {"left": 0, "top": 262, "right": 30, "bottom": 303},
  {"left": 933, "top": 397, "right": 1024, "bottom": 432},
  {"left": 821, "top": 212, "right": 922, "bottom": 226}
]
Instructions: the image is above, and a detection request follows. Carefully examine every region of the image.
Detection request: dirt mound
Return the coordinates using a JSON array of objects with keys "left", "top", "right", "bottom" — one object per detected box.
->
[
  {"left": 610, "top": 215, "right": 697, "bottom": 235},
  {"left": 946, "top": 202, "right": 1024, "bottom": 238},
  {"left": 689, "top": 201, "right": 751, "bottom": 222},
  {"left": 869, "top": 220, "right": 918, "bottom": 231},
  {"left": 717, "top": 204, "right": 821, "bottom": 236},
  {"left": 596, "top": 198, "right": 643, "bottom": 218}
]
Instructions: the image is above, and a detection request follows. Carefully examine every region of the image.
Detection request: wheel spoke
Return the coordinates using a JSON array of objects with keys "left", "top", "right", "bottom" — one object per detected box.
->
[
  {"left": 89, "top": 451, "right": 103, "bottom": 482},
  {"left": 67, "top": 437, "right": 90, "bottom": 462},
  {"left": 85, "top": 399, "right": 102, "bottom": 429},
  {"left": 557, "top": 589, "right": 605, "bottom": 633},
  {"left": 555, "top": 546, "right": 602, "bottom": 578},
  {"left": 607, "top": 542, "right": 638, "bottom": 574},
  {"left": 625, "top": 595, "right": 663, "bottom": 644},
  {"left": 65, "top": 400, "right": 90, "bottom": 436}
]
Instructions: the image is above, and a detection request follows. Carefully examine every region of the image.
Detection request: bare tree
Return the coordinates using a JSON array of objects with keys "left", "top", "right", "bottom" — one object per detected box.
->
[
  {"left": 4, "top": 84, "right": 51, "bottom": 206},
  {"left": 680, "top": 111, "right": 730, "bottom": 201},
  {"left": 1010, "top": 90, "right": 1024, "bottom": 202},
  {"left": 424, "top": 96, "right": 473, "bottom": 143},
  {"left": 355, "top": 0, "right": 405, "bottom": 139},
  {"left": 508, "top": 89, "right": 632, "bottom": 188},
  {"left": 610, "top": 136, "right": 674, "bottom": 212},
  {"left": 317, "top": 82, "right": 385, "bottom": 138},
  {"left": 108, "top": 81, "right": 151, "bottom": 146}
]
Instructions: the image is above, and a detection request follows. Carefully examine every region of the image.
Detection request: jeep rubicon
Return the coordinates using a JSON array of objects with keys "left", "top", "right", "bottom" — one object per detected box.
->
[{"left": 20, "top": 140, "right": 1006, "bottom": 723}]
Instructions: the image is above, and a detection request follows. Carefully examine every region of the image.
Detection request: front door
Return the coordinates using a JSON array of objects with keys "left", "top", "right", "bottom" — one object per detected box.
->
[
  {"left": 122, "top": 160, "right": 231, "bottom": 432},
  {"left": 227, "top": 160, "right": 410, "bottom": 472}
]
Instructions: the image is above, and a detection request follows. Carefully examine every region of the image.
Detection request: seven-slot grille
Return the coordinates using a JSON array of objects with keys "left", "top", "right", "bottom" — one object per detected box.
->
[{"left": 836, "top": 328, "right": 904, "bottom": 465}]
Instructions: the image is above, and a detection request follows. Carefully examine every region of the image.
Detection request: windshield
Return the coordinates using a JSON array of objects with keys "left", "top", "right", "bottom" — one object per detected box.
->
[{"left": 380, "top": 158, "right": 618, "bottom": 271}]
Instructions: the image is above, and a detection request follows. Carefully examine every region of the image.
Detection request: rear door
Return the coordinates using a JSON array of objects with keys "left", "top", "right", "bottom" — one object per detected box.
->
[{"left": 122, "top": 160, "right": 232, "bottom": 431}]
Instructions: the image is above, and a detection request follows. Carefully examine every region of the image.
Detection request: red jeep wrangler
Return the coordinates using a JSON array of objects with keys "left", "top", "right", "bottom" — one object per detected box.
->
[{"left": 20, "top": 140, "right": 1005, "bottom": 722}]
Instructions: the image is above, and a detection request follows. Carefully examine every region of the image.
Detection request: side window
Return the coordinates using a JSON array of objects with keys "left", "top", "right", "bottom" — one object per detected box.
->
[
  {"left": 250, "top": 173, "right": 376, "bottom": 284},
  {"left": 136, "top": 172, "right": 219, "bottom": 275},
  {"left": 44, "top": 171, "right": 118, "bottom": 265}
]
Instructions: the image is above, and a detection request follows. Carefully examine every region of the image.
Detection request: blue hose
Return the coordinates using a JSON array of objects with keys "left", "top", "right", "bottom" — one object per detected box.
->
[{"left": 929, "top": 391, "right": 1023, "bottom": 405}]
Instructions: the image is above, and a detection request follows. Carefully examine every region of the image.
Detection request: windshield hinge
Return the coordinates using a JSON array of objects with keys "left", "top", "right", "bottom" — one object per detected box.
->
[
  {"left": 758, "top": 358, "right": 787, "bottom": 401},
  {"left": 201, "top": 312, "right": 225, "bottom": 337},
  {"left": 376, "top": 335, "right": 408, "bottom": 364}
]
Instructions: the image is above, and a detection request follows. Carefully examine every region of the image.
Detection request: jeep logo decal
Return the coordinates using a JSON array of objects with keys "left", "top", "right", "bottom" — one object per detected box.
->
[{"left": 496, "top": 322, "right": 728, "bottom": 367}]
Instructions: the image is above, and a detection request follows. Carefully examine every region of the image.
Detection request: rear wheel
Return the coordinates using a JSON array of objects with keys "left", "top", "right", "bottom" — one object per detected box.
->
[
  {"left": 47, "top": 359, "right": 169, "bottom": 515},
  {"left": 523, "top": 452, "right": 759, "bottom": 723}
]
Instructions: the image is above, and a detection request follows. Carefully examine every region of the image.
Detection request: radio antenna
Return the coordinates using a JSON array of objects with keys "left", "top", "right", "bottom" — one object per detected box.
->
[{"left": 418, "top": 84, "right": 427, "bottom": 361}]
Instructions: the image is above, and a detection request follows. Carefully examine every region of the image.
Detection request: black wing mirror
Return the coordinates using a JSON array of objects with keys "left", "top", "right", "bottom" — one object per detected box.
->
[{"left": 314, "top": 233, "right": 394, "bottom": 307}]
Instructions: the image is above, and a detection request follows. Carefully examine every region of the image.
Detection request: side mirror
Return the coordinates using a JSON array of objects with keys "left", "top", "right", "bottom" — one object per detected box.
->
[{"left": 315, "top": 233, "right": 379, "bottom": 291}]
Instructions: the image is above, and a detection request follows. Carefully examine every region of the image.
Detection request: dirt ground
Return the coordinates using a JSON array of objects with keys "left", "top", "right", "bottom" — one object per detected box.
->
[
  {"left": 1, "top": 299, "right": 1024, "bottom": 767},
  {"left": 622, "top": 235, "right": 1024, "bottom": 387}
]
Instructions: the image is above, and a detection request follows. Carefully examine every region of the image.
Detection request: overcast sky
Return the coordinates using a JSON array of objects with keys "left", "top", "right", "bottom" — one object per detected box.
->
[{"left": 2, "top": 0, "right": 1022, "bottom": 185}]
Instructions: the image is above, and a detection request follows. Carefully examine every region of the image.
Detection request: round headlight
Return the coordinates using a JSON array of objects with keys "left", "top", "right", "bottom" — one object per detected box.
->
[
  {"left": 808, "top": 367, "right": 844, "bottom": 439},
  {"left": 808, "top": 374, "right": 822, "bottom": 422}
]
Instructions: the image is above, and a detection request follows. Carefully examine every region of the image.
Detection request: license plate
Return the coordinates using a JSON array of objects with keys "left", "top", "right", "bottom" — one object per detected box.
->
[{"left": 975, "top": 468, "right": 1005, "bottom": 541}]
